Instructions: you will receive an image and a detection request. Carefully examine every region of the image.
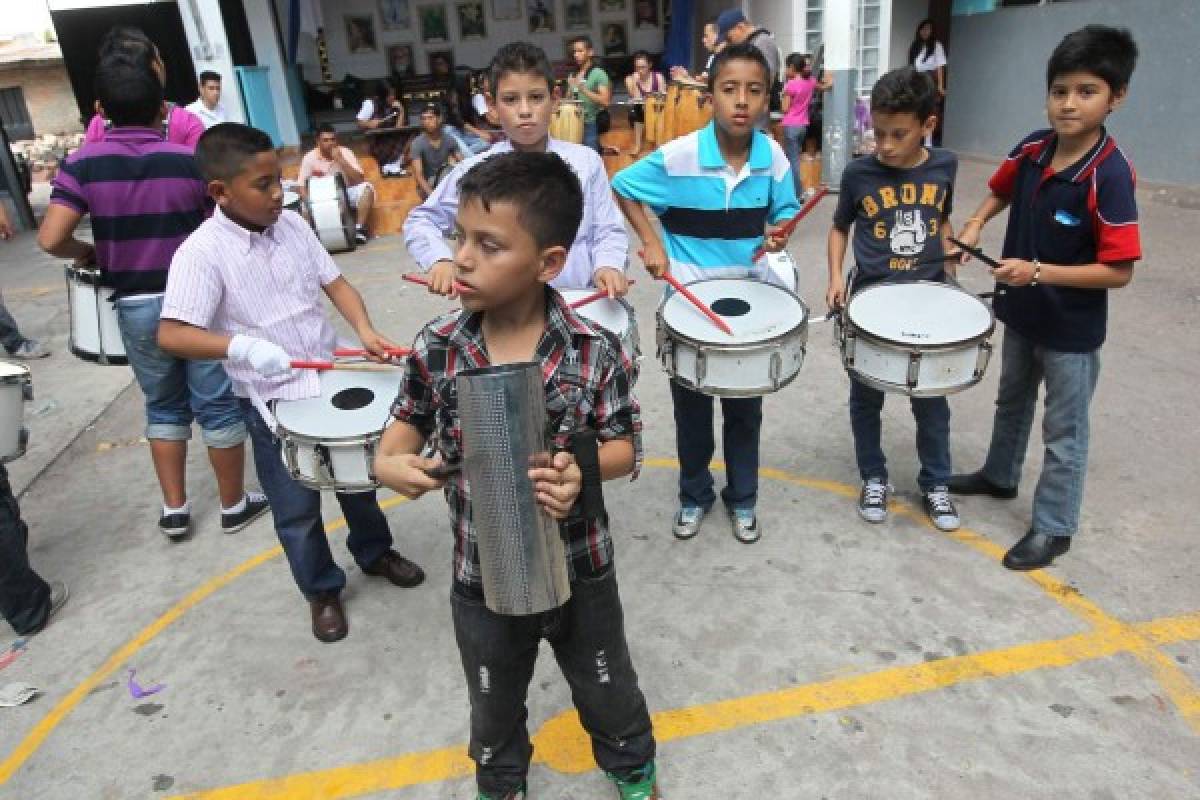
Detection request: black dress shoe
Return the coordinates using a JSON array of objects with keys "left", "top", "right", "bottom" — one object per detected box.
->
[
  {"left": 947, "top": 470, "right": 1018, "bottom": 499},
  {"left": 309, "top": 593, "right": 348, "bottom": 642},
  {"left": 1003, "top": 530, "right": 1071, "bottom": 571},
  {"left": 362, "top": 550, "right": 426, "bottom": 588}
]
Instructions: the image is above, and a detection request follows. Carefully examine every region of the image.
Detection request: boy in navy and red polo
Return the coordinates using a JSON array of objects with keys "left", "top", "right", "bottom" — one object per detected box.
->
[{"left": 948, "top": 25, "right": 1141, "bottom": 570}]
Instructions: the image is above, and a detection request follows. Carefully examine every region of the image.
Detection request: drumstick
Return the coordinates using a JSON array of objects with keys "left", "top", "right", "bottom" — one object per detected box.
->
[
  {"left": 568, "top": 280, "right": 637, "bottom": 309},
  {"left": 333, "top": 347, "right": 411, "bottom": 358},
  {"left": 637, "top": 249, "right": 734, "bottom": 336},
  {"left": 290, "top": 360, "right": 399, "bottom": 372},
  {"left": 948, "top": 237, "right": 1003, "bottom": 269},
  {"left": 402, "top": 272, "right": 472, "bottom": 295},
  {"left": 751, "top": 185, "right": 829, "bottom": 261}
]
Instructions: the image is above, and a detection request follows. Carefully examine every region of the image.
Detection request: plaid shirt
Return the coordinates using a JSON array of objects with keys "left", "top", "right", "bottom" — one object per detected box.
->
[{"left": 391, "top": 289, "right": 643, "bottom": 589}]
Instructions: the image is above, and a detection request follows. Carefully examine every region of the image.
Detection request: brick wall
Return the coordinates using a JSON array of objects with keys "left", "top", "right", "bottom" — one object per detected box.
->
[{"left": 0, "top": 62, "right": 84, "bottom": 139}]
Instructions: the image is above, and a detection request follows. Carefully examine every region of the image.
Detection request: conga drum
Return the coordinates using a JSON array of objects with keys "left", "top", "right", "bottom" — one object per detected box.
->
[
  {"left": 670, "top": 80, "right": 712, "bottom": 140},
  {"left": 643, "top": 93, "right": 665, "bottom": 146},
  {"left": 549, "top": 101, "right": 584, "bottom": 143}
]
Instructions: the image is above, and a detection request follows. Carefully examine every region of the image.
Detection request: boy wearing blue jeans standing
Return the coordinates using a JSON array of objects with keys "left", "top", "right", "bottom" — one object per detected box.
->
[{"left": 949, "top": 26, "right": 1141, "bottom": 570}]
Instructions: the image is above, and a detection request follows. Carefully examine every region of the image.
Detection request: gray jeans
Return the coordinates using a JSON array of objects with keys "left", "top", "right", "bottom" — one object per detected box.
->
[{"left": 981, "top": 327, "right": 1101, "bottom": 537}]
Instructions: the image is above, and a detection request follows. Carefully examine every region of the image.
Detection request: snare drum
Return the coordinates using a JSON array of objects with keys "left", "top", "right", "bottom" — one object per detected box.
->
[
  {"left": 657, "top": 278, "right": 809, "bottom": 397},
  {"left": 273, "top": 367, "right": 402, "bottom": 491},
  {"left": 0, "top": 361, "right": 32, "bottom": 463},
  {"left": 558, "top": 289, "right": 641, "bottom": 365},
  {"left": 549, "top": 101, "right": 584, "bottom": 144},
  {"left": 65, "top": 264, "right": 127, "bottom": 365},
  {"left": 283, "top": 189, "right": 301, "bottom": 213},
  {"left": 838, "top": 281, "right": 994, "bottom": 396},
  {"left": 305, "top": 174, "right": 356, "bottom": 253}
]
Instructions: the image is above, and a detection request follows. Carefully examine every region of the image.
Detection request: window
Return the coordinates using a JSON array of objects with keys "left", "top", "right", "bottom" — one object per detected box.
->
[{"left": 0, "top": 87, "right": 33, "bottom": 141}]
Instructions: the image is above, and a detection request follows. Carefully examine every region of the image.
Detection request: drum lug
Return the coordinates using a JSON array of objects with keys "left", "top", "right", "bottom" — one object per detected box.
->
[
  {"left": 364, "top": 438, "right": 378, "bottom": 483},
  {"left": 313, "top": 443, "right": 335, "bottom": 485},
  {"left": 655, "top": 325, "right": 675, "bottom": 374},
  {"left": 695, "top": 348, "right": 707, "bottom": 387},
  {"left": 282, "top": 439, "right": 301, "bottom": 480},
  {"left": 769, "top": 351, "right": 782, "bottom": 390},
  {"left": 842, "top": 328, "right": 856, "bottom": 367},
  {"left": 22, "top": 381, "right": 33, "bottom": 402},
  {"left": 974, "top": 340, "right": 993, "bottom": 379},
  {"left": 906, "top": 351, "right": 923, "bottom": 390}
]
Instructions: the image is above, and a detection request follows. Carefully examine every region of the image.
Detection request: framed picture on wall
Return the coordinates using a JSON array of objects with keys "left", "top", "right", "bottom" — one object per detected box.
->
[
  {"left": 388, "top": 43, "right": 416, "bottom": 77},
  {"left": 428, "top": 48, "right": 455, "bottom": 77},
  {"left": 563, "top": 0, "right": 591, "bottom": 31},
  {"left": 457, "top": 2, "right": 487, "bottom": 39},
  {"left": 602, "top": 21, "right": 627, "bottom": 56},
  {"left": 492, "top": 0, "right": 521, "bottom": 21},
  {"left": 527, "top": 0, "right": 555, "bottom": 34},
  {"left": 344, "top": 15, "right": 378, "bottom": 53},
  {"left": 633, "top": 0, "right": 658, "bottom": 28},
  {"left": 418, "top": 4, "right": 450, "bottom": 43},
  {"left": 598, "top": 0, "right": 626, "bottom": 11},
  {"left": 378, "top": 0, "right": 411, "bottom": 31}
]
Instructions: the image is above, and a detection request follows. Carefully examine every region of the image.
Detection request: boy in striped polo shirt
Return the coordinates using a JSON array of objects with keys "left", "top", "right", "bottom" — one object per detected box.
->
[
  {"left": 38, "top": 56, "right": 266, "bottom": 540},
  {"left": 612, "top": 43, "right": 799, "bottom": 544}
]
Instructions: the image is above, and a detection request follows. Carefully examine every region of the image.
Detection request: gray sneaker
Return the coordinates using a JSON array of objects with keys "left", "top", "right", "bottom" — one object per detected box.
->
[
  {"left": 858, "top": 478, "right": 892, "bottom": 524},
  {"left": 9, "top": 339, "right": 49, "bottom": 360},
  {"left": 729, "top": 508, "right": 760, "bottom": 544},
  {"left": 672, "top": 506, "right": 706, "bottom": 540},
  {"left": 923, "top": 486, "right": 960, "bottom": 531}
]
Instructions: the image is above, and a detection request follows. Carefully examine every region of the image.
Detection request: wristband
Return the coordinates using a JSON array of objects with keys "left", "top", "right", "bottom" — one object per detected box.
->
[{"left": 1031, "top": 260, "right": 1041, "bottom": 286}]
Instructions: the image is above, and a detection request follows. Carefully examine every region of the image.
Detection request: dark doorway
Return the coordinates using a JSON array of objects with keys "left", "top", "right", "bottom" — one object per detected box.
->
[{"left": 219, "top": 0, "right": 258, "bottom": 66}]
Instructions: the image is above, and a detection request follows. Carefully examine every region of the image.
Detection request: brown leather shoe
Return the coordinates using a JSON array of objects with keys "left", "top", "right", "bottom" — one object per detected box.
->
[
  {"left": 362, "top": 550, "right": 426, "bottom": 588},
  {"left": 309, "top": 593, "right": 348, "bottom": 643}
]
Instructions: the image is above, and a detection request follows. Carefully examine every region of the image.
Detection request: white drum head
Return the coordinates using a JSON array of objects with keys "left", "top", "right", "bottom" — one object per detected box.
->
[
  {"left": 558, "top": 290, "right": 629, "bottom": 335},
  {"left": 283, "top": 190, "right": 300, "bottom": 209},
  {"left": 848, "top": 282, "right": 992, "bottom": 346},
  {"left": 662, "top": 279, "right": 806, "bottom": 344},
  {"left": 307, "top": 175, "right": 342, "bottom": 202},
  {"left": 274, "top": 369, "right": 400, "bottom": 439},
  {"left": 0, "top": 361, "right": 30, "bottom": 379}
]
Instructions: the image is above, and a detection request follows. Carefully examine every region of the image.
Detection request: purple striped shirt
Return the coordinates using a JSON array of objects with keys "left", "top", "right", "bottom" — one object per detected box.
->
[
  {"left": 162, "top": 206, "right": 341, "bottom": 402},
  {"left": 50, "top": 128, "right": 209, "bottom": 295}
]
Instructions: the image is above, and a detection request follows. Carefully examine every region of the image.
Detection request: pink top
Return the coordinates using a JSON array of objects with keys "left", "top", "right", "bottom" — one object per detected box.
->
[
  {"left": 781, "top": 77, "right": 818, "bottom": 127},
  {"left": 84, "top": 104, "right": 206, "bottom": 150},
  {"left": 162, "top": 205, "right": 341, "bottom": 402}
]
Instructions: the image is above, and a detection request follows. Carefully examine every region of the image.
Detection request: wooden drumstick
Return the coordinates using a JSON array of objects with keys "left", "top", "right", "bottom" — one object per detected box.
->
[
  {"left": 568, "top": 280, "right": 637, "bottom": 309},
  {"left": 402, "top": 272, "right": 472, "bottom": 295},
  {"left": 752, "top": 185, "right": 829, "bottom": 261},
  {"left": 332, "top": 347, "right": 411, "bottom": 358},
  {"left": 291, "top": 360, "right": 399, "bottom": 372},
  {"left": 637, "top": 250, "right": 734, "bottom": 336}
]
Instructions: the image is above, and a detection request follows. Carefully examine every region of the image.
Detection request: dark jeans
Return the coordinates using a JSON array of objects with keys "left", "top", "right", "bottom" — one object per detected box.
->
[
  {"left": 0, "top": 294, "right": 29, "bottom": 353},
  {"left": 0, "top": 465, "right": 51, "bottom": 634},
  {"left": 670, "top": 380, "right": 762, "bottom": 511},
  {"left": 452, "top": 566, "right": 655, "bottom": 795},
  {"left": 241, "top": 400, "right": 394, "bottom": 598},
  {"left": 849, "top": 378, "right": 951, "bottom": 491},
  {"left": 583, "top": 120, "right": 600, "bottom": 153}
]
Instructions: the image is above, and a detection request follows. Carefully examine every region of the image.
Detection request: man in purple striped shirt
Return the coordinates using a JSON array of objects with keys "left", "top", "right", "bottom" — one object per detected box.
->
[{"left": 38, "top": 57, "right": 267, "bottom": 540}]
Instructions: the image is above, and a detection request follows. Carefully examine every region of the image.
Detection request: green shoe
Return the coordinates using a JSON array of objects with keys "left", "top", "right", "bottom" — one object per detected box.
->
[{"left": 609, "top": 761, "right": 661, "bottom": 799}]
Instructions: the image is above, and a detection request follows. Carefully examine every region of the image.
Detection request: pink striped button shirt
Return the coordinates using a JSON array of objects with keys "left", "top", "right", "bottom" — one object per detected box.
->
[{"left": 162, "top": 205, "right": 340, "bottom": 402}]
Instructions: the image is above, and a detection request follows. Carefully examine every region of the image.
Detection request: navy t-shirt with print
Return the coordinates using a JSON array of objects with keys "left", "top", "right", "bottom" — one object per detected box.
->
[
  {"left": 988, "top": 128, "right": 1141, "bottom": 352},
  {"left": 833, "top": 148, "right": 957, "bottom": 290}
]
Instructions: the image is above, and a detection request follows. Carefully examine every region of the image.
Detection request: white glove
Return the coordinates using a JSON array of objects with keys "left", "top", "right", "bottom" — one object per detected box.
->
[{"left": 227, "top": 334, "right": 292, "bottom": 377}]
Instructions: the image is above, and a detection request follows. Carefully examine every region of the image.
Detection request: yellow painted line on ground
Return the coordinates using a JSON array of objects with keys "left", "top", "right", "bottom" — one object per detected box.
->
[
  {"left": 0, "top": 496, "right": 408, "bottom": 786},
  {"left": 169, "top": 610, "right": 1200, "bottom": 800}
]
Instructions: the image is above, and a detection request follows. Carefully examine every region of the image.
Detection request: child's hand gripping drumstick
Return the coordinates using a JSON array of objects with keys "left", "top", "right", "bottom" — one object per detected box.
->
[
  {"left": 637, "top": 250, "right": 734, "bottom": 336},
  {"left": 403, "top": 272, "right": 473, "bottom": 297},
  {"left": 752, "top": 186, "right": 829, "bottom": 262}
]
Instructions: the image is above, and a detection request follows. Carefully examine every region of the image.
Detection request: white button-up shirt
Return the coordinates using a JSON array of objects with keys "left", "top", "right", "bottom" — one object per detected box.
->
[
  {"left": 185, "top": 100, "right": 227, "bottom": 129},
  {"left": 403, "top": 137, "right": 629, "bottom": 289},
  {"left": 162, "top": 206, "right": 340, "bottom": 402}
]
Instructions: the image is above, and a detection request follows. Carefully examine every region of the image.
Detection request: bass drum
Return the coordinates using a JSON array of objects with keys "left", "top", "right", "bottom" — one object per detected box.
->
[{"left": 305, "top": 174, "right": 356, "bottom": 253}]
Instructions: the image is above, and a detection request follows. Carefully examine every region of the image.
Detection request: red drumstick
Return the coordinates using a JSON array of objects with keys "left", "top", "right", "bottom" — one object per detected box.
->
[
  {"left": 751, "top": 185, "right": 829, "bottom": 261},
  {"left": 637, "top": 250, "right": 733, "bottom": 336},
  {"left": 402, "top": 272, "right": 472, "bottom": 295},
  {"left": 568, "top": 280, "right": 637, "bottom": 309},
  {"left": 291, "top": 360, "right": 399, "bottom": 372},
  {"left": 333, "top": 347, "right": 411, "bottom": 358}
]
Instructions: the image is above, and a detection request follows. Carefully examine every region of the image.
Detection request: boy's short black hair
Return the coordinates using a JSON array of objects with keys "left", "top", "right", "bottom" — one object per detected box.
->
[
  {"left": 870, "top": 66, "right": 937, "bottom": 121},
  {"left": 785, "top": 52, "right": 806, "bottom": 73},
  {"left": 199, "top": 70, "right": 221, "bottom": 84},
  {"left": 98, "top": 25, "right": 154, "bottom": 61},
  {"left": 569, "top": 35, "right": 593, "bottom": 50},
  {"left": 707, "top": 42, "right": 770, "bottom": 93},
  {"left": 195, "top": 123, "right": 274, "bottom": 182},
  {"left": 489, "top": 42, "right": 554, "bottom": 94},
  {"left": 458, "top": 151, "right": 582, "bottom": 252},
  {"left": 420, "top": 103, "right": 443, "bottom": 118},
  {"left": 95, "top": 58, "right": 163, "bottom": 128},
  {"left": 1046, "top": 25, "right": 1137, "bottom": 92},
  {"left": 316, "top": 122, "right": 337, "bottom": 136}
]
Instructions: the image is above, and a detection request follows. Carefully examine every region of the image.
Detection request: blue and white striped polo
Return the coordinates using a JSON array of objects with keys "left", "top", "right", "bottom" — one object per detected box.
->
[{"left": 611, "top": 121, "right": 799, "bottom": 285}]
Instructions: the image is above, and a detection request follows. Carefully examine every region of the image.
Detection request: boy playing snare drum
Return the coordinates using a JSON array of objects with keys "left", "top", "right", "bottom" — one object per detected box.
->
[
  {"left": 158, "top": 123, "right": 425, "bottom": 643},
  {"left": 826, "top": 66, "right": 961, "bottom": 532}
]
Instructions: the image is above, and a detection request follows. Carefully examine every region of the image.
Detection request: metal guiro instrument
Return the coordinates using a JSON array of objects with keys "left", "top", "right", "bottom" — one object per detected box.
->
[{"left": 456, "top": 362, "right": 571, "bottom": 615}]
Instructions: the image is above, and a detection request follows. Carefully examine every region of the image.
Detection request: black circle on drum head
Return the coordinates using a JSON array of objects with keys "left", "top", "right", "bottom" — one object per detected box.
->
[
  {"left": 710, "top": 297, "right": 751, "bottom": 317},
  {"left": 331, "top": 387, "right": 375, "bottom": 410}
]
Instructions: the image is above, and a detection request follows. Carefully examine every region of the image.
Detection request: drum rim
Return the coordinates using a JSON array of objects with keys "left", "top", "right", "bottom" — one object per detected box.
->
[
  {"left": 273, "top": 423, "right": 385, "bottom": 447},
  {"left": 0, "top": 361, "right": 31, "bottom": 383},
  {"left": 64, "top": 263, "right": 103, "bottom": 285},
  {"left": 845, "top": 367, "right": 987, "bottom": 398},
  {"left": 668, "top": 360, "right": 806, "bottom": 398},
  {"left": 845, "top": 280, "right": 995, "bottom": 350},
  {"left": 656, "top": 277, "right": 810, "bottom": 349}
]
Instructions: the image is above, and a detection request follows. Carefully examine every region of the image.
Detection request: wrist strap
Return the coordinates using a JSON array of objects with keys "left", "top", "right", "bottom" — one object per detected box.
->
[{"left": 1031, "top": 260, "right": 1041, "bottom": 286}]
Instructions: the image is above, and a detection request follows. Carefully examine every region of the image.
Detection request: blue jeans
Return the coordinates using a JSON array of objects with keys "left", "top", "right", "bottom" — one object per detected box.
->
[
  {"left": 849, "top": 378, "right": 951, "bottom": 491},
  {"left": 0, "top": 464, "right": 50, "bottom": 635},
  {"left": 782, "top": 124, "right": 807, "bottom": 196},
  {"left": 452, "top": 566, "right": 655, "bottom": 795},
  {"left": 116, "top": 295, "right": 245, "bottom": 446},
  {"left": 583, "top": 120, "right": 600, "bottom": 152},
  {"left": 670, "top": 380, "right": 762, "bottom": 512},
  {"left": 241, "top": 400, "right": 394, "bottom": 598},
  {"left": 980, "top": 328, "right": 1101, "bottom": 537}
]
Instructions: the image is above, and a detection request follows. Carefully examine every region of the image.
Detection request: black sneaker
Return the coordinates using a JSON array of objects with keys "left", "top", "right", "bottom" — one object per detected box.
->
[
  {"left": 946, "top": 470, "right": 1017, "bottom": 499},
  {"left": 222, "top": 492, "right": 271, "bottom": 534},
  {"left": 354, "top": 226, "right": 369, "bottom": 245},
  {"left": 159, "top": 511, "right": 191, "bottom": 539}
]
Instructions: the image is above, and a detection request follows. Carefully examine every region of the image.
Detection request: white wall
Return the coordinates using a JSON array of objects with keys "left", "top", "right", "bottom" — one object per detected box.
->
[
  {"left": 296, "top": 0, "right": 667, "bottom": 81},
  {"left": 244, "top": 0, "right": 300, "bottom": 145},
  {"left": 747, "top": 0, "right": 801, "bottom": 57},
  {"left": 175, "top": 0, "right": 246, "bottom": 123}
]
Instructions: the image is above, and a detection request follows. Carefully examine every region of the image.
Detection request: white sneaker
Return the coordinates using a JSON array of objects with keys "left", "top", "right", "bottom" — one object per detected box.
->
[
  {"left": 672, "top": 506, "right": 705, "bottom": 540},
  {"left": 924, "top": 486, "right": 961, "bottom": 531},
  {"left": 858, "top": 478, "right": 892, "bottom": 524}
]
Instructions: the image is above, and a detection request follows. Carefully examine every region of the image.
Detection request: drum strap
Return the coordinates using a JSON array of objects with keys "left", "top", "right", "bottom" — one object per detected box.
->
[
  {"left": 569, "top": 430, "right": 607, "bottom": 525},
  {"left": 245, "top": 382, "right": 278, "bottom": 435}
]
